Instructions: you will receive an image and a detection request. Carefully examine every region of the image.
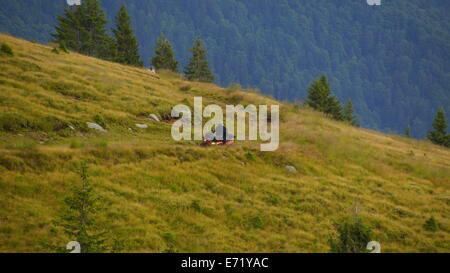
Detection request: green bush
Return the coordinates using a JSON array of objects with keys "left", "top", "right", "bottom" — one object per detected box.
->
[
  {"left": 1, "top": 43, "right": 14, "bottom": 56},
  {"left": 59, "top": 41, "right": 69, "bottom": 53},
  {"left": 245, "top": 152, "right": 256, "bottom": 161},
  {"left": 94, "top": 114, "right": 107, "bottom": 129},
  {"left": 190, "top": 200, "right": 202, "bottom": 212},
  {"left": 248, "top": 216, "right": 264, "bottom": 229},
  {"left": 328, "top": 216, "right": 374, "bottom": 253},
  {"left": 423, "top": 217, "right": 439, "bottom": 232},
  {"left": 161, "top": 232, "right": 176, "bottom": 244}
]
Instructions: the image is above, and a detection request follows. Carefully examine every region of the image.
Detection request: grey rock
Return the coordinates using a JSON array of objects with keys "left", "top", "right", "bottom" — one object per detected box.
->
[
  {"left": 135, "top": 123, "right": 148, "bottom": 129},
  {"left": 285, "top": 165, "right": 297, "bottom": 173},
  {"left": 86, "top": 122, "right": 106, "bottom": 132},
  {"left": 149, "top": 114, "right": 160, "bottom": 122}
]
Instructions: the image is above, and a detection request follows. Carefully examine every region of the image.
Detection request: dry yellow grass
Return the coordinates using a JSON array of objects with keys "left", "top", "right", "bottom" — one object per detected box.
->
[{"left": 0, "top": 34, "right": 449, "bottom": 252}]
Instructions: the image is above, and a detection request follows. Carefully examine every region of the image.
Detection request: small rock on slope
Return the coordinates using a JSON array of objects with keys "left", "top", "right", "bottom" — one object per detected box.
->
[
  {"left": 135, "top": 124, "right": 148, "bottom": 129},
  {"left": 285, "top": 165, "right": 297, "bottom": 173},
  {"left": 86, "top": 122, "right": 106, "bottom": 132},
  {"left": 149, "top": 114, "right": 160, "bottom": 122}
]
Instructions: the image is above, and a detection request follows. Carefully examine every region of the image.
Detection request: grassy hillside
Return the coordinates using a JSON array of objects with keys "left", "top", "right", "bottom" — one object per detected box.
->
[{"left": 0, "top": 34, "right": 449, "bottom": 253}]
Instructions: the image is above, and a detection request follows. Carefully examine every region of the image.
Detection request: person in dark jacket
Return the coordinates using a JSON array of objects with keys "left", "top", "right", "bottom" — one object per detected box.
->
[{"left": 214, "top": 123, "right": 227, "bottom": 142}]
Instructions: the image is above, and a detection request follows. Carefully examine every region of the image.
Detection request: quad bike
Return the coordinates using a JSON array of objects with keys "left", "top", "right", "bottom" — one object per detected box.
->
[
  {"left": 202, "top": 131, "right": 234, "bottom": 146},
  {"left": 202, "top": 139, "right": 235, "bottom": 146}
]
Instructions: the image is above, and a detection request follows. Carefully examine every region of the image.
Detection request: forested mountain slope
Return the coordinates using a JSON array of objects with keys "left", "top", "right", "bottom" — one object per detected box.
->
[
  {"left": 0, "top": 34, "right": 449, "bottom": 252},
  {"left": 0, "top": 0, "right": 449, "bottom": 138}
]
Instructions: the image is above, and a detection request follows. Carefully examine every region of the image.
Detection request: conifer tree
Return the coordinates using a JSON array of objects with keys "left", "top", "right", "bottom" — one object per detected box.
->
[
  {"left": 343, "top": 99, "right": 359, "bottom": 126},
  {"left": 151, "top": 34, "right": 179, "bottom": 72},
  {"left": 329, "top": 217, "right": 373, "bottom": 253},
  {"left": 307, "top": 75, "right": 331, "bottom": 113},
  {"left": 327, "top": 96, "right": 344, "bottom": 121},
  {"left": 184, "top": 38, "right": 214, "bottom": 82},
  {"left": 307, "top": 75, "right": 344, "bottom": 121},
  {"left": 78, "top": 0, "right": 110, "bottom": 57},
  {"left": 53, "top": 0, "right": 112, "bottom": 59},
  {"left": 56, "top": 161, "right": 108, "bottom": 253},
  {"left": 405, "top": 126, "right": 411, "bottom": 138},
  {"left": 53, "top": 5, "right": 84, "bottom": 52},
  {"left": 427, "top": 106, "right": 450, "bottom": 147},
  {"left": 112, "top": 4, "right": 143, "bottom": 66}
]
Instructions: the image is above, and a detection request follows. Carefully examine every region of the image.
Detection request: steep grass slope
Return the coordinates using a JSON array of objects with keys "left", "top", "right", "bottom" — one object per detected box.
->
[{"left": 0, "top": 34, "right": 449, "bottom": 253}]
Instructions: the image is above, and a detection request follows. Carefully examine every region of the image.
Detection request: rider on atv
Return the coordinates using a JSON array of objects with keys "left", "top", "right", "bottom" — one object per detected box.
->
[{"left": 204, "top": 123, "right": 234, "bottom": 145}]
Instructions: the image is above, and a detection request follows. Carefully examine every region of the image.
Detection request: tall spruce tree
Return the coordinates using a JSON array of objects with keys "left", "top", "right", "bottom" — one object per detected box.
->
[
  {"left": 307, "top": 75, "right": 331, "bottom": 113},
  {"left": 53, "top": 5, "right": 84, "bottom": 52},
  {"left": 56, "top": 162, "right": 108, "bottom": 253},
  {"left": 427, "top": 106, "right": 450, "bottom": 147},
  {"left": 184, "top": 38, "right": 214, "bottom": 82},
  {"left": 307, "top": 75, "right": 343, "bottom": 121},
  {"left": 53, "top": 0, "right": 112, "bottom": 59},
  {"left": 343, "top": 99, "right": 359, "bottom": 126},
  {"left": 78, "top": 0, "right": 110, "bottom": 58},
  {"left": 327, "top": 96, "right": 344, "bottom": 121},
  {"left": 112, "top": 4, "right": 143, "bottom": 66},
  {"left": 151, "top": 34, "right": 178, "bottom": 72}
]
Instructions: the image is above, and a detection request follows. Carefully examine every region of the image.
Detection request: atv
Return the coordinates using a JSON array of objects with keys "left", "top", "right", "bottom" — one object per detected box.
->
[
  {"left": 202, "top": 130, "right": 234, "bottom": 146},
  {"left": 202, "top": 139, "right": 235, "bottom": 146}
]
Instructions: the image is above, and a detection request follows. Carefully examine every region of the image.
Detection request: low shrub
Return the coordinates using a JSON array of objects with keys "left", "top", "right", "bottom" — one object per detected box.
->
[
  {"left": 245, "top": 152, "right": 256, "bottom": 161},
  {"left": 59, "top": 41, "right": 69, "bottom": 53},
  {"left": 1, "top": 43, "right": 14, "bottom": 56},
  {"left": 93, "top": 114, "right": 107, "bottom": 129},
  {"left": 328, "top": 216, "right": 374, "bottom": 253},
  {"left": 190, "top": 200, "right": 202, "bottom": 212},
  {"left": 423, "top": 217, "right": 439, "bottom": 232},
  {"left": 248, "top": 216, "right": 264, "bottom": 229}
]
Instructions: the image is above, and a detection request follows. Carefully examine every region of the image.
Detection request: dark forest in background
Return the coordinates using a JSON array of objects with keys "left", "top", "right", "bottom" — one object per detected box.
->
[{"left": 1, "top": 0, "right": 449, "bottom": 138}]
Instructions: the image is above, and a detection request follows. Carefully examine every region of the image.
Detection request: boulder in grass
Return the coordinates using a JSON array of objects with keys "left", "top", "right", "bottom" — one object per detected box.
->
[
  {"left": 149, "top": 114, "right": 160, "bottom": 122},
  {"left": 135, "top": 124, "right": 148, "bottom": 129},
  {"left": 86, "top": 122, "right": 106, "bottom": 132},
  {"left": 285, "top": 165, "right": 297, "bottom": 173}
]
